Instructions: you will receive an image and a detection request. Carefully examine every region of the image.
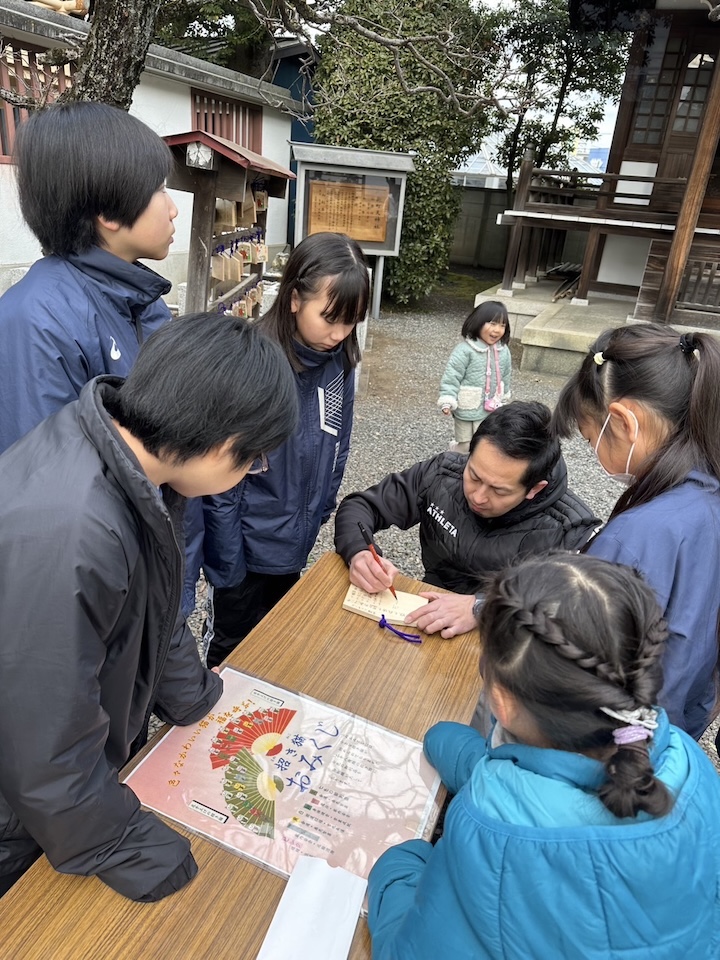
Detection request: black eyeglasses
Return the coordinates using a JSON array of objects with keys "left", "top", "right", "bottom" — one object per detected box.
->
[{"left": 247, "top": 453, "right": 269, "bottom": 475}]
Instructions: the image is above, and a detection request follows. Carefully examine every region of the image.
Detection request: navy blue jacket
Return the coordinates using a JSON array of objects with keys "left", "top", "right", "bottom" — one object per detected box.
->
[
  {"left": 588, "top": 471, "right": 720, "bottom": 738},
  {"left": 202, "top": 340, "right": 354, "bottom": 586},
  {"left": 0, "top": 247, "right": 170, "bottom": 453}
]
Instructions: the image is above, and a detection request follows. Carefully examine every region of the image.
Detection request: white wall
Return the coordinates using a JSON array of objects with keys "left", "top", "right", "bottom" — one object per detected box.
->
[
  {"left": 130, "top": 73, "right": 195, "bottom": 301},
  {"left": 597, "top": 235, "right": 651, "bottom": 287},
  {"left": 0, "top": 165, "right": 41, "bottom": 293},
  {"left": 257, "top": 110, "right": 292, "bottom": 258}
]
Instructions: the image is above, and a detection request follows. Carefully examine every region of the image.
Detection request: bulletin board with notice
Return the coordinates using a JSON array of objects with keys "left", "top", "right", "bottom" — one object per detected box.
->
[
  {"left": 308, "top": 181, "right": 390, "bottom": 244},
  {"left": 300, "top": 170, "right": 405, "bottom": 256}
]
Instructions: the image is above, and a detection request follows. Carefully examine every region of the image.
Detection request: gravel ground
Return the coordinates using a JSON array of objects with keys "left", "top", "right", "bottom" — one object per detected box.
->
[{"left": 300, "top": 278, "right": 720, "bottom": 771}]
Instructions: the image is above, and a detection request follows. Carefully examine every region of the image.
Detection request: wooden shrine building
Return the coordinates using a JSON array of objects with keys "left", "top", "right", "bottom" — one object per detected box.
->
[{"left": 498, "top": 1, "right": 720, "bottom": 326}]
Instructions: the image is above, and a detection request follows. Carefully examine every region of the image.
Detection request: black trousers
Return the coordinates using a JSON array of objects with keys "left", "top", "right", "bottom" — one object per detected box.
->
[
  {"left": 205, "top": 571, "right": 300, "bottom": 669},
  {"left": 0, "top": 862, "right": 35, "bottom": 898}
]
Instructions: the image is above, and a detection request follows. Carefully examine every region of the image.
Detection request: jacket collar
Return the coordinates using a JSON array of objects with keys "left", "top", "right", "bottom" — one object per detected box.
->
[
  {"left": 465, "top": 338, "right": 492, "bottom": 353},
  {"left": 64, "top": 246, "right": 171, "bottom": 315},
  {"left": 291, "top": 338, "right": 345, "bottom": 371},
  {"left": 75, "top": 377, "right": 181, "bottom": 540}
]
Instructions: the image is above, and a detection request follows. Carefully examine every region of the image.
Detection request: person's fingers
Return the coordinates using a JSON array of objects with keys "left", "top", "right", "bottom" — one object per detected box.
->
[{"left": 407, "top": 605, "right": 446, "bottom": 634}]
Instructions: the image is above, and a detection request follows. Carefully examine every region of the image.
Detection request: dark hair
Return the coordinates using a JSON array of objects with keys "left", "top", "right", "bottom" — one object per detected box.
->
[
  {"left": 14, "top": 102, "right": 174, "bottom": 256},
  {"left": 479, "top": 552, "right": 673, "bottom": 819},
  {"left": 469, "top": 400, "right": 561, "bottom": 489},
  {"left": 105, "top": 312, "right": 298, "bottom": 466},
  {"left": 551, "top": 322, "right": 720, "bottom": 521},
  {"left": 461, "top": 300, "right": 511, "bottom": 344},
  {"left": 258, "top": 232, "right": 369, "bottom": 372}
]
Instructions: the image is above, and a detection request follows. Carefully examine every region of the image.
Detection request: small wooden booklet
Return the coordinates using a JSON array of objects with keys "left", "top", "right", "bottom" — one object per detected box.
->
[{"left": 342, "top": 584, "right": 428, "bottom": 625}]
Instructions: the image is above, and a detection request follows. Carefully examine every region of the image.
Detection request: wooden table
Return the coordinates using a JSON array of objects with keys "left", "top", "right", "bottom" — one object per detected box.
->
[{"left": 0, "top": 552, "right": 481, "bottom": 960}]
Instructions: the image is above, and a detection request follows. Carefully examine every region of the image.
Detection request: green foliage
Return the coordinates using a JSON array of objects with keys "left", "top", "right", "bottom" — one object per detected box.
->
[
  {"left": 489, "top": 0, "right": 629, "bottom": 193},
  {"left": 313, "top": 0, "right": 488, "bottom": 304},
  {"left": 154, "top": 1, "right": 272, "bottom": 76}
]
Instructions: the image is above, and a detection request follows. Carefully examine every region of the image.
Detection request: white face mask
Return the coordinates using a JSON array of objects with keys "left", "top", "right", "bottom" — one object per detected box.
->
[{"left": 593, "top": 410, "right": 639, "bottom": 486}]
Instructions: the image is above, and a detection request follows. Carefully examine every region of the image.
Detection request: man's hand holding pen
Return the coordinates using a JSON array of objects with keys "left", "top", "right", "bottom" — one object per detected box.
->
[{"left": 349, "top": 551, "right": 400, "bottom": 595}]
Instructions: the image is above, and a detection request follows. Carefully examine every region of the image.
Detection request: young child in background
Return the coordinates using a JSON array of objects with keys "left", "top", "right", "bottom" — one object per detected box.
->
[
  {"left": 438, "top": 300, "right": 511, "bottom": 453},
  {"left": 202, "top": 231, "right": 370, "bottom": 668},
  {"left": 0, "top": 101, "right": 177, "bottom": 454},
  {"left": 368, "top": 552, "right": 720, "bottom": 959}
]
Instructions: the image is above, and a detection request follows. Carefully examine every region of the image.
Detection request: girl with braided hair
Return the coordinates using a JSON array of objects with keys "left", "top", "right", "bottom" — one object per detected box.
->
[
  {"left": 368, "top": 552, "right": 720, "bottom": 960},
  {"left": 551, "top": 322, "right": 720, "bottom": 741}
]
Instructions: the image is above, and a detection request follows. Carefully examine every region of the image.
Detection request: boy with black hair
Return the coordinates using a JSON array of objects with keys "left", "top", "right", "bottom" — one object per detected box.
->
[
  {"left": 0, "top": 101, "right": 177, "bottom": 453},
  {"left": 0, "top": 313, "right": 298, "bottom": 902}
]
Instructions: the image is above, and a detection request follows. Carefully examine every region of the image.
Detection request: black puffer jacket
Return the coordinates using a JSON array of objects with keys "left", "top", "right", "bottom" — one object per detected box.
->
[
  {"left": 0, "top": 378, "right": 222, "bottom": 900},
  {"left": 334, "top": 453, "right": 600, "bottom": 594}
]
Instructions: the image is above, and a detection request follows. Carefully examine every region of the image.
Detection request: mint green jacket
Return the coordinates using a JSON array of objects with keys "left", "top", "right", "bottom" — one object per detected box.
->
[{"left": 438, "top": 339, "right": 511, "bottom": 421}]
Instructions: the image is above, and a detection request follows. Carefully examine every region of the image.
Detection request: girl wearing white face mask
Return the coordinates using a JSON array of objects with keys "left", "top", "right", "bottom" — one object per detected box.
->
[{"left": 551, "top": 322, "right": 720, "bottom": 744}]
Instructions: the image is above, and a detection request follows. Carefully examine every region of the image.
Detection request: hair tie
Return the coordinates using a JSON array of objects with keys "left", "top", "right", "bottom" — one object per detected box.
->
[
  {"left": 678, "top": 334, "right": 700, "bottom": 360},
  {"left": 600, "top": 704, "right": 658, "bottom": 732},
  {"left": 612, "top": 725, "right": 652, "bottom": 745},
  {"left": 593, "top": 352, "right": 605, "bottom": 366}
]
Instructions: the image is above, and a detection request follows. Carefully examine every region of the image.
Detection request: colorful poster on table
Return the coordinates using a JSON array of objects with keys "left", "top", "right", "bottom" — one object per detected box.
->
[{"left": 124, "top": 668, "right": 441, "bottom": 881}]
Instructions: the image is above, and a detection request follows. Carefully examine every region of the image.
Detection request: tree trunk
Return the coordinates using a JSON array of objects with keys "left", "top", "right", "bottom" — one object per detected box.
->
[{"left": 64, "top": 0, "right": 163, "bottom": 110}]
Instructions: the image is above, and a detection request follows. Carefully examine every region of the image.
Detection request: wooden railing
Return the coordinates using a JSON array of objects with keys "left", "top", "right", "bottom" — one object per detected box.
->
[
  {"left": 0, "top": 40, "right": 73, "bottom": 159},
  {"left": 499, "top": 149, "right": 695, "bottom": 302},
  {"left": 677, "top": 248, "right": 720, "bottom": 313}
]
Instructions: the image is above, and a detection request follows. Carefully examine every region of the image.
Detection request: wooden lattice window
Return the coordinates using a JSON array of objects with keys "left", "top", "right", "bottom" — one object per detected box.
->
[
  {"left": 630, "top": 37, "right": 682, "bottom": 147},
  {"left": 0, "top": 40, "right": 73, "bottom": 160},
  {"left": 672, "top": 52, "right": 714, "bottom": 135},
  {"left": 192, "top": 89, "right": 262, "bottom": 153}
]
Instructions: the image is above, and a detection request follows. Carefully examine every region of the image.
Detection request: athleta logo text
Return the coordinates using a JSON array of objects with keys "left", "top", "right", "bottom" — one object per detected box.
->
[{"left": 427, "top": 502, "right": 457, "bottom": 538}]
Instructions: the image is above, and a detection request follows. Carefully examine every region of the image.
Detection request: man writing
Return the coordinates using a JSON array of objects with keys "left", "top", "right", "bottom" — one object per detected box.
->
[
  {"left": 0, "top": 313, "right": 297, "bottom": 901},
  {"left": 335, "top": 401, "right": 600, "bottom": 637}
]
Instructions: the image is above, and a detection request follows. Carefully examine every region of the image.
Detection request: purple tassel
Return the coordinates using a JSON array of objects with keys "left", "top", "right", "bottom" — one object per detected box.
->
[{"left": 379, "top": 614, "right": 422, "bottom": 643}]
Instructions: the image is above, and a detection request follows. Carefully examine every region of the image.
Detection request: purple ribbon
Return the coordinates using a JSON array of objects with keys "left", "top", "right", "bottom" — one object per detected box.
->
[{"left": 379, "top": 615, "right": 422, "bottom": 644}]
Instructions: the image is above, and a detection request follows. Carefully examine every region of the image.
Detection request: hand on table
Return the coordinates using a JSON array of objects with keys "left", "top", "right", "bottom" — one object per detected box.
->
[
  {"left": 404, "top": 592, "right": 477, "bottom": 639},
  {"left": 349, "top": 550, "right": 399, "bottom": 594}
]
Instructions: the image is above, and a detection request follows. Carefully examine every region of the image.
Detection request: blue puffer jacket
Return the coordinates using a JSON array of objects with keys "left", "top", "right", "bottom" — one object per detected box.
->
[
  {"left": 202, "top": 340, "right": 354, "bottom": 586},
  {"left": 588, "top": 471, "right": 720, "bottom": 739},
  {"left": 0, "top": 247, "right": 171, "bottom": 454},
  {"left": 368, "top": 715, "right": 720, "bottom": 960}
]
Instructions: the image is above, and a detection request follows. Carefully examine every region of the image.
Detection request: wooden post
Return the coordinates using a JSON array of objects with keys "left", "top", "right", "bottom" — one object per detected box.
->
[
  {"left": 185, "top": 170, "right": 219, "bottom": 315},
  {"left": 370, "top": 256, "right": 385, "bottom": 319},
  {"left": 526, "top": 226, "right": 542, "bottom": 282},
  {"left": 500, "top": 148, "right": 535, "bottom": 293},
  {"left": 573, "top": 226, "right": 602, "bottom": 303},
  {"left": 655, "top": 59, "right": 720, "bottom": 323}
]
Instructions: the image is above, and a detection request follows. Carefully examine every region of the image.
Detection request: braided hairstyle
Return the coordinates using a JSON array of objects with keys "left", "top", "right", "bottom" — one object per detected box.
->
[
  {"left": 550, "top": 322, "right": 720, "bottom": 521},
  {"left": 478, "top": 551, "right": 673, "bottom": 819}
]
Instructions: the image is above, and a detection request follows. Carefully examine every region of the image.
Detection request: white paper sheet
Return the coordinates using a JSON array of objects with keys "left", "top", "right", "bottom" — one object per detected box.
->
[{"left": 256, "top": 855, "right": 367, "bottom": 960}]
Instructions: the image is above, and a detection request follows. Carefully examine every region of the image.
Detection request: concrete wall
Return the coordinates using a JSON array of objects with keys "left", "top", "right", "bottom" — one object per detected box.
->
[
  {"left": 0, "top": 70, "right": 293, "bottom": 301},
  {"left": 450, "top": 186, "right": 508, "bottom": 270},
  {"left": 451, "top": 185, "right": 588, "bottom": 274}
]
